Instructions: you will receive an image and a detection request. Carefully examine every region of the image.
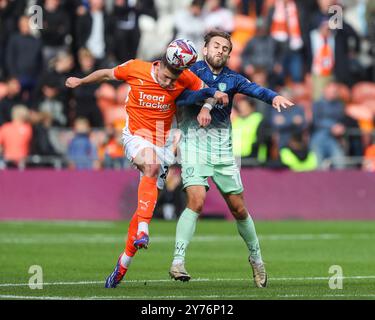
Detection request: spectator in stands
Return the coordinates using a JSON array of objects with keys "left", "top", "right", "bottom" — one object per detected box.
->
[
  {"left": 101, "top": 123, "right": 129, "bottom": 169},
  {"left": 203, "top": 0, "right": 234, "bottom": 33},
  {"left": 232, "top": 97, "right": 270, "bottom": 164},
  {"left": 75, "top": 0, "right": 113, "bottom": 64},
  {"left": 248, "top": 68, "right": 277, "bottom": 117},
  {"left": 43, "top": 51, "right": 75, "bottom": 121},
  {"left": 271, "top": 88, "right": 306, "bottom": 150},
  {"left": 39, "top": 0, "right": 71, "bottom": 64},
  {"left": 67, "top": 117, "right": 99, "bottom": 169},
  {"left": 71, "top": 48, "right": 104, "bottom": 127},
  {"left": 0, "top": 104, "right": 32, "bottom": 168},
  {"left": 266, "top": 0, "right": 305, "bottom": 83},
  {"left": 308, "top": 14, "right": 361, "bottom": 92},
  {"left": 280, "top": 132, "right": 318, "bottom": 172},
  {"left": 309, "top": 0, "right": 333, "bottom": 31},
  {"left": 29, "top": 111, "right": 60, "bottom": 166},
  {"left": 0, "top": 81, "right": 7, "bottom": 100},
  {"left": 309, "top": 18, "right": 335, "bottom": 101},
  {"left": 310, "top": 81, "right": 346, "bottom": 169},
  {"left": 367, "top": 0, "right": 375, "bottom": 82},
  {"left": 0, "top": 0, "right": 26, "bottom": 79},
  {"left": 332, "top": 20, "right": 362, "bottom": 87},
  {"left": 0, "top": 77, "right": 22, "bottom": 125},
  {"left": 173, "top": 0, "right": 205, "bottom": 58},
  {"left": 239, "top": 0, "right": 264, "bottom": 17},
  {"left": 37, "top": 74, "right": 67, "bottom": 127},
  {"left": 112, "top": 0, "right": 157, "bottom": 63},
  {"left": 96, "top": 83, "right": 117, "bottom": 125},
  {"left": 241, "top": 18, "right": 282, "bottom": 88},
  {"left": 342, "top": 110, "right": 363, "bottom": 163},
  {"left": 5, "top": 15, "right": 43, "bottom": 102}
]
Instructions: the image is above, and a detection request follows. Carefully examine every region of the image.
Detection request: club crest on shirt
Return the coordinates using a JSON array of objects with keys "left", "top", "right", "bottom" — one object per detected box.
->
[
  {"left": 218, "top": 83, "right": 227, "bottom": 92},
  {"left": 185, "top": 167, "right": 194, "bottom": 178}
]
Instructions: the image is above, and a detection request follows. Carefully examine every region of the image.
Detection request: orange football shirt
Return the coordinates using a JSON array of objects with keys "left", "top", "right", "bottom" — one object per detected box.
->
[{"left": 113, "top": 59, "right": 204, "bottom": 145}]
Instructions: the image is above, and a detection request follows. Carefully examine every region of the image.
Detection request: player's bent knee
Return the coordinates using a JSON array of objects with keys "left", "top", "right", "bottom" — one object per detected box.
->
[
  {"left": 187, "top": 203, "right": 204, "bottom": 214},
  {"left": 143, "top": 164, "right": 160, "bottom": 178},
  {"left": 231, "top": 206, "right": 248, "bottom": 220},
  {"left": 186, "top": 186, "right": 206, "bottom": 213},
  {"left": 187, "top": 195, "right": 205, "bottom": 214}
]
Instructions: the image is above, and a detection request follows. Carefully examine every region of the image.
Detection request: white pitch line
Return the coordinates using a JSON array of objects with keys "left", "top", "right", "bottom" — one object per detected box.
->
[
  {"left": 0, "top": 275, "right": 374, "bottom": 288},
  {"left": 1, "top": 221, "right": 117, "bottom": 228},
  {"left": 0, "top": 233, "right": 374, "bottom": 244},
  {"left": 1, "top": 293, "right": 375, "bottom": 300}
]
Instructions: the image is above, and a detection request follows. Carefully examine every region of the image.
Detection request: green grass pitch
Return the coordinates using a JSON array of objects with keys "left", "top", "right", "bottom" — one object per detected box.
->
[{"left": 0, "top": 220, "right": 374, "bottom": 300}]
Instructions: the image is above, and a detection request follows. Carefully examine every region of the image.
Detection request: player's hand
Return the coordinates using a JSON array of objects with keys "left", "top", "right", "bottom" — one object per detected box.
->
[
  {"left": 272, "top": 95, "right": 294, "bottom": 112},
  {"left": 197, "top": 108, "right": 211, "bottom": 127},
  {"left": 65, "top": 77, "right": 82, "bottom": 88},
  {"left": 214, "top": 91, "right": 229, "bottom": 106}
]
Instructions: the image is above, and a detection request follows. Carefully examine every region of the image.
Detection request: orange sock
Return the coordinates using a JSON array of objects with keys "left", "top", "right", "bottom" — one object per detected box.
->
[
  {"left": 124, "top": 213, "right": 138, "bottom": 257},
  {"left": 136, "top": 176, "right": 158, "bottom": 225}
]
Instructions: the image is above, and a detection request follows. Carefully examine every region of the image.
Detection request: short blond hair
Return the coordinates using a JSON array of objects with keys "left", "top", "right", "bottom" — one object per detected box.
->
[
  {"left": 11, "top": 105, "right": 29, "bottom": 122},
  {"left": 78, "top": 48, "right": 94, "bottom": 60}
]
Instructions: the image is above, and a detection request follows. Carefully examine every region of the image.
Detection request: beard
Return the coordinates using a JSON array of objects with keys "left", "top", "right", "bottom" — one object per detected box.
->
[{"left": 205, "top": 54, "right": 227, "bottom": 70}]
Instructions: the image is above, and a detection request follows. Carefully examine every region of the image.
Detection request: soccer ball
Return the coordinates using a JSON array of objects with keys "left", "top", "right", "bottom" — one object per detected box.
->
[{"left": 165, "top": 39, "right": 198, "bottom": 70}]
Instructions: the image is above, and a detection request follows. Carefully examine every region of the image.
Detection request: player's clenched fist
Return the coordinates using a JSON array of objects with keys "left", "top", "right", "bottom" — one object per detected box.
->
[
  {"left": 197, "top": 107, "right": 211, "bottom": 127},
  {"left": 65, "top": 77, "right": 82, "bottom": 88},
  {"left": 214, "top": 91, "right": 229, "bottom": 106}
]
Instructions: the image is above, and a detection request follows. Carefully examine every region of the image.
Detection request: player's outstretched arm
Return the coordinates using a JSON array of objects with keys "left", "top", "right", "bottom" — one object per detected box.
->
[
  {"left": 65, "top": 69, "right": 116, "bottom": 89},
  {"left": 237, "top": 75, "right": 294, "bottom": 112}
]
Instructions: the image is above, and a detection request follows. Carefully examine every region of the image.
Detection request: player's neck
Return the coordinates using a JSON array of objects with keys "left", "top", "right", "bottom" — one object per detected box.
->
[{"left": 205, "top": 59, "right": 223, "bottom": 76}]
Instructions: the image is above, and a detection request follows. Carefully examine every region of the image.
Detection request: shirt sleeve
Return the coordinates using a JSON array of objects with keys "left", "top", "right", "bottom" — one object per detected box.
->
[
  {"left": 236, "top": 74, "right": 278, "bottom": 104},
  {"left": 113, "top": 59, "right": 134, "bottom": 81},
  {"left": 176, "top": 87, "right": 217, "bottom": 107},
  {"left": 183, "top": 69, "right": 205, "bottom": 91}
]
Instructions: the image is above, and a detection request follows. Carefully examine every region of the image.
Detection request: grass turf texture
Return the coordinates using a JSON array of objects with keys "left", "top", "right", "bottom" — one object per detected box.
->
[{"left": 0, "top": 220, "right": 374, "bottom": 300}]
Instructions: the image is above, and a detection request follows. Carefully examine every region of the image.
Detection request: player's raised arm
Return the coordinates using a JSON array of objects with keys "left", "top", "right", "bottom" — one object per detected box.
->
[{"left": 65, "top": 68, "right": 117, "bottom": 89}]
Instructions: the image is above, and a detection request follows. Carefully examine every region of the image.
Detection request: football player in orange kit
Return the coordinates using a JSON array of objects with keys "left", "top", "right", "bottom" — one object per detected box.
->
[{"left": 66, "top": 51, "right": 228, "bottom": 288}]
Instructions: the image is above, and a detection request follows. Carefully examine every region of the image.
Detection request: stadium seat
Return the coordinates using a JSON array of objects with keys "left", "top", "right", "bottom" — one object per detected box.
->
[
  {"left": 345, "top": 103, "right": 374, "bottom": 132},
  {"left": 351, "top": 82, "right": 375, "bottom": 103},
  {"left": 231, "top": 14, "right": 256, "bottom": 47},
  {"left": 362, "top": 99, "right": 375, "bottom": 115}
]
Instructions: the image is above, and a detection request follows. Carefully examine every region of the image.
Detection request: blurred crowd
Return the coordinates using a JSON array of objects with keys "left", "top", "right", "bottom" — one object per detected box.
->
[{"left": 0, "top": 0, "right": 375, "bottom": 173}]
